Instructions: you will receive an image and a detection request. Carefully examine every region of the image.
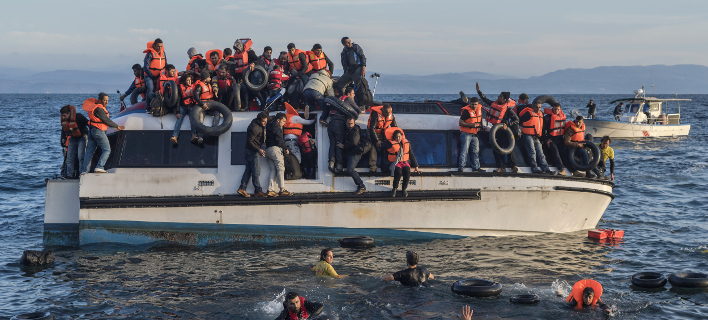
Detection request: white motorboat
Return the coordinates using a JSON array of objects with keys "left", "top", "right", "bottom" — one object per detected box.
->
[{"left": 44, "top": 101, "right": 614, "bottom": 246}]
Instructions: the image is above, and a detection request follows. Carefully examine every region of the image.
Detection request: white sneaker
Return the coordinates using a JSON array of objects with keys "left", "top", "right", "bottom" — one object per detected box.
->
[{"left": 94, "top": 168, "right": 107, "bottom": 173}]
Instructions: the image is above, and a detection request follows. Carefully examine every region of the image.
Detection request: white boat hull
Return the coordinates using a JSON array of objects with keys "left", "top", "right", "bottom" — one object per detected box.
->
[{"left": 585, "top": 119, "right": 690, "bottom": 138}]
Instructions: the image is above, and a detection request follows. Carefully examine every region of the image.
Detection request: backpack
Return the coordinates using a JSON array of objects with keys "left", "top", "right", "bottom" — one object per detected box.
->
[
  {"left": 284, "top": 153, "right": 302, "bottom": 180},
  {"left": 353, "top": 77, "right": 373, "bottom": 109},
  {"left": 356, "top": 129, "right": 372, "bottom": 155},
  {"left": 297, "top": 132, "right": 316, "bottom": 154}
]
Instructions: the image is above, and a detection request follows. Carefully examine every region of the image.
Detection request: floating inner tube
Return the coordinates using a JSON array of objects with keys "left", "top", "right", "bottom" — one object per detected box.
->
[
  {"left": 162, "top": 80, "right": 179, "bottom": 107},
  {"left": 451, "top": 279, "right": 503, "bottom": 297},
  {"left": 489, "top": 123, "right": 515, "bottom": 155},
  {"left": 189, "top": 101, "right": 234, "bottom": 137},
  {"left": 668, "top": 272, "right": 708, "bottom": 288},
  {"left": 324, "top": 97, "right": 359, "bottom": 120},
  {"left": 129, "top": 86, "right": 146, "bottom": 105},
  {"left": 531, "top": 95, "right": 559, "bottom": 107},
  {"left": 631, "top": 272, "right": 667, "bottom": 288},
  {"left": 243, "top": 65, "right": 269, "bottom": 91},
  {"left": 11, "top": 312, "right": 54, "bottom": 320},
  {"left": 339, "top": 236, "right": 375, "bottom": 248},
  {"left": 510, "top": 294, "right": 540, "bottom": 304},
  {"left": 568, "top": 140, "right": 601, "bottom": 171}
]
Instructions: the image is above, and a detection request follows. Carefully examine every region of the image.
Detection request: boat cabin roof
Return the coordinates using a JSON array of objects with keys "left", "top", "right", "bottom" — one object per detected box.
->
[{"left": 609, "top": 97, "right": 691, "bottom": 104}]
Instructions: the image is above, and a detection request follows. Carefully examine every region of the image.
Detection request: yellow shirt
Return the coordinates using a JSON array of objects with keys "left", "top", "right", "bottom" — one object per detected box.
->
[
  {"left": 596, "top": 143, "right": 614, "bottom": 164},
  {"left": 312, "top": 261, "right": 339, "bottom": 277}
]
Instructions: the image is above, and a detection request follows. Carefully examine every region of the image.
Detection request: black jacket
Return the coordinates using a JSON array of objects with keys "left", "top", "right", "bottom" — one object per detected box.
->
[
  {"left": 340, "top": 43, "right": 366, "bottom": 73},
  {"left": 265, "top": 120, "right": 287, "bottom": 149},
  {"left": 245, "top": 118, "right": 266, "bottom": 152},
  {"left": 274, "top": 300, "right": 324, "bottom": 320},
  {"left": 342, "top": 125, "right": 361, "bottom": 155}
]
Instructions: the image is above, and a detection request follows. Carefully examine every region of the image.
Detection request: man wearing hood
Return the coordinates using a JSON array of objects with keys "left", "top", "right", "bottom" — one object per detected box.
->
[{"left": 185, "top": 47, "right": 206, "bottom": 74}]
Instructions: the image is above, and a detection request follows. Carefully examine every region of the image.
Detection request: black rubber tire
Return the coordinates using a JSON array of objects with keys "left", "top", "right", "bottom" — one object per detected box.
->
[
  {"left": 631, "top": 272, "right": 667, "bottom": 288},
  {"left": 11, "top": 312, "right": 54, "bottom": 320},
  {"left": 162, "top": 80, "right": 179, "bottom": 107},
  {"left": 510, "top": 294, "right": 540, "bottom": 304},
  {"left": 324, "top": 97, "right": 359, "bottom": 120},
  {"left": 489, "top": 123, "right": 515, "bottom": 155},
  {"left": 531, "top": 95, "right": 559, "bottom": 107},
  {"left": 668, "top": 272, "right": 708, "bottom": 288},
  {"left": 339, "top": 236, "right": 375, "bottom": 248},
  {"left": 451, "top": 279, "right": 503, "bottom": 297},
  {"left": 189, "top": 101, "right": 234, "bottom": 137},
  {"left": 568, "top": 140, "right": 601, "bottom": 171},
  {"left": 129, "top": 86, "right": 146, "bottom": 105},
  {"left": 243, "top": 65, "right": 268, "bottom": 91}
]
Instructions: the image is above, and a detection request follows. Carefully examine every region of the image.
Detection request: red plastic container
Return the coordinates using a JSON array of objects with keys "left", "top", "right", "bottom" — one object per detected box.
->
[{"left": 588, "top": 229, "right": 624, "bottom": 240}]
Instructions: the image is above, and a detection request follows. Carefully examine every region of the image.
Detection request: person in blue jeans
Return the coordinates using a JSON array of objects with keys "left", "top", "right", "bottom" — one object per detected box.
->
[
  {"left": 518, "top": 101, "right": 554, "bottom": 174},
  {"left": 170, "top": 72, "right": 197, "bottom": 145},
  {"left": 237, "top": 112, "right": 269, "bottom": 197},
  {"left": 82, "top": 93, "right": 124, "bottom": 174},
  {"left": 60, "top": 105, "right": 89, "bottom": 178},
  {"left": 458, "top": 97, "right": 484, "bottom": 172}
]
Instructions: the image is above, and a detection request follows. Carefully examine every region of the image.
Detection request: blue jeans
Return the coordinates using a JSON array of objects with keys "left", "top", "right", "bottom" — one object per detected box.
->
[
  {"left": 82, "top": 127, "right": 111, "bottom": 172},
  {"left": 239, "top": 149, "right": 263, "bottom": 193},
  {"left": 327, "top": 119, "right": 345, "bottom": 166},
  {"left": 145, "top": 75, "right": 156, "bottom": 102},
  {"left": 459, "top": 132, "right": 480, "bottom": 170},
  {"left": 303, "top": 89, "right": 325, "bottom": 119},
  {"left": 66, "top": 135, "right": 87, "bottom": 178},
  {"left": 521, "top": 135, "right": 549, "bottom": 172},
  {"left": 172, "top": 105, "right": 197, "bottom": 138},
  {"left": 347, "top": 153, "right": 365, "bottom": 188}
]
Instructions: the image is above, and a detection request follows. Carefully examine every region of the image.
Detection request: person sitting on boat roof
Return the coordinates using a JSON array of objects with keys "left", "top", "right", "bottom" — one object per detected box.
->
[
  {"left": 542, "top": 103, "right": 569, "bottom": 176},
  {"left": 212, "top": 65, "right": 237, "bottom": 111},
  {"left": 458, "top": 97, "right": 484, "bottom": 173},
  {"left": 383, "top": 128, "right": 421, "bottom": 198},
  {"left": 313, "top": 248, "right": 347, "bottom": 278},
  {"left": 597, "top": 136, "right": 614, "bottom": 181},
  {"left": 307, "top": 43, "right": 334, "bottom": 77},
  {"left": 81, "top": 93, "right": 125, "bottom": 175},
  {"left": 283, "top": 102, "right": 315, "bottom": 164},
  {"left": 170, "top": 71, "right": 198, "bottom": 146},
  {"left": 340, "top": 116, "right": 373, "bottom": 195},
  {"left": 192, "top": 71, "right": 218, "bottom": 145},
  {"left": 476, "top": 82, "right": 519, "bottom": 173},
  {"left": 60, "top": 105, "right": 89, "bottom": 179},
  {"left": 382, "top": 250, "right": 433, "bottom": 286},
  {"left": 563, "top": 116, "right": 594, "bottom": 178},
  {"left": 584, "top": 134, "right": 603, "bottom": 179},
  {"left": 221, "top": 39, "right": 257, "bottom": 111},
  {"left": 301, "top": 69, "right": 333, "bottom": 121},
  {"left": 613, "top": 102, "right": 624, "bottom": 121},
  {"left": 368, "top": 103, "right": 397, "bottom": 173},
  {"left": 142, "top": 38, "right": 166, "bottom": 104},
  {"left": 286, "top": 43, "right": 312, "bottom": 79},
  {"left": 276, "top": 291, "right": 329, "bottom": 320},
  {"left": 260, "top": 46, "right": 275, "bottom": 73},
  {"left": 265, "top": 113, "right": 293, "bottom": 197},
  {"left": 119, "top": 64, "right": 146, "bottom": 104},
  {"left": 586, "top": 100, "right": 597, "bottom": 119},
  {"left": 185, "top": 47, "right": 206, "bottom": 74},
  {"left": 335, "top": 37, "right": 366, "bottom": 95},
  {"left": 566, "top": 279, "right": 610, "bottom": 313},
  {"left": 519, "top": 100, "right": 554, "bottom": 174},
  {"left": 157, "top": 64, "right": 179, "bottom": 106},
  {"left": 237, "top": 112, "right": 269, "bottom": 198},
  {"left": 514, "top": 93, "right": 530, "bottom": 116}
]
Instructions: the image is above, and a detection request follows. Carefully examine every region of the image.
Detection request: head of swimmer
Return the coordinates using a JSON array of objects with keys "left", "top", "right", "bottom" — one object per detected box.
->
[
  {"left": 406, "top": 250, "right": 419, "bottom": 267},
  {"left": 582, "top": 287, "right": 595, "bottom": 306},
  {"left": 284, "top": 291, "right": 301, "bottom": 312},
  {"left": 320, "top": 248, "right": 334, "bottom": 264}
]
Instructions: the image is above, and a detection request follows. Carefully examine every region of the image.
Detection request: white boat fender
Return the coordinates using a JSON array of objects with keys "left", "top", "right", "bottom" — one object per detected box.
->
[
  {"left": 243, "top": 65, "right": 269, "bottom": 91},
  {"left": 668, "top": 272, "right": 708, "bottom": 288},
  {"left": 162, "top": 80, "right": 179, "bottom": 108},
  {"left": 568, "top": 140, "right": 600, "bottom": 171},
  {"left": 189, "top": 101, "right": 234, "bottom": 137},
  {"left": 339, "top": 236, "right": 375, "bottom": 248},
  {"left": 10, "top": 312, "right": 54, "bottom": 320},
  {"left": 509, "top": 294, "right": 540, "bottom": 304},
  {"left": 631, "top": 272, "right": 667, "bottom": 288},
  {"left": 489, "top": 123, "right": 515, "bottom": 155},
  {"left": 451, "top": 279, "right": 503, "bottom": 297},
  {"left": 20, "top": 250, "right": 54, "bottom": 266},
  {"left": 129, "top": 86, "right": 146, "bottom": 105}
]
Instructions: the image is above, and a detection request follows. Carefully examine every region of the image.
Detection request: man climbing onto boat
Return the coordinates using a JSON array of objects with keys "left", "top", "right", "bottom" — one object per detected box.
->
[
  {"left": 476, "top": 82, "right": 519, "bottom": 173},
  {"left": 613, "top": 102, "right": 624, "bottom": 121},
  {"left": 81, "top": 93, "right": 125, "bottom": 174},
  {"left": 598, "top": 136, "right": 614, "bottom": 181},
  {"left": 543, "top": 103, "right": 569, "bottom": 176},
  {"left": 382, "top": 250, "right": 433, "bottom": 286},
  {"left": 458, "top": 97, "right": 484, "bottom": 173},
  {"left": 275, "top": 291, "right": 327, "bottom": 320},
  {"left": 335, "top": 37, "right": 366, "bottom": 95},
  {"left": 238, "top": 112, "right": 269, "bottom": 198},
  {"left": 265, "top": 113, "right": 293, "bottom": 197},
  {"left": 60, "top": 105, "right": 89, "bottom": 179},
  {"left": 119, "top": 64, "right": 146, "bottom": 104},
  {"left": 340, "top": 116, "right": 371, "bottom": 195},
  {"left": 564, "top": 116, "right": 593, "bottom": 178},
  {"left": 302, "top": 69, "right": 333, "bottom": 121},
  {"left": 518, "top": 101, "right": 554, "bottom": 174},
  {"left": 368, "top": 103, "right": 397, "bottom": 173}
]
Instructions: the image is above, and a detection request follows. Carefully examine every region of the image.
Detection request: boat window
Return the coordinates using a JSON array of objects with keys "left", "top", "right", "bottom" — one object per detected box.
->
[
  {"left": 231, "top": 132, "right": 247, "bottom": 165},
  {"left": 387, "top": 102, "right": 447, "bottom": 114},
  {"left": 406, "top": 132, "right": 448, "bottom": 166},
  {"left": 118, "top": 131, "right": 218, "bottom": 167},
  {"left": 628, "top": 104, "right": 640, "bottom": 113},
  {"left": 650, "top": 102, "right": 660, "bottom": 111},
  {"left": 452, "top": 131, "right": 526, "bottom": 167}
]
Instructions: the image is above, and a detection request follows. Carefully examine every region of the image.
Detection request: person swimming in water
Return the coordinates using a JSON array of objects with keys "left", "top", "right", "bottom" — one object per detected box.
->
[
  {"left": 566, "top": 279, "right": 610, "bottom": 313},
  {"left": 312, "top": 248, "right": 346, "bottom": 278},
  {"left": 382, "top": 250, "right": 433, "bottom": 286}
]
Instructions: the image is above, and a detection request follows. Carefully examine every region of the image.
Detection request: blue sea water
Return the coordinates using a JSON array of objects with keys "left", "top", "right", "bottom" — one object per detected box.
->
[{"left": 1, "top": 93, "right": 708, "bottom": 319}]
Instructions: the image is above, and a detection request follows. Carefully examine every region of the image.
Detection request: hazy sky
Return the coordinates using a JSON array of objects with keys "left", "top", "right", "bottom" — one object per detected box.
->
[{"left": 2, "top": 0, "right": 707, "bottom": 77}]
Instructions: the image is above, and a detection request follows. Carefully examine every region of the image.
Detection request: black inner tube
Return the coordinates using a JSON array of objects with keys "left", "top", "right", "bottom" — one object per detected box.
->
[
  {"left": 339, "top": 236, "right": 375, "bottom": 248},
  {"left": 510, "top": 294, "right": 540, "bottom": 304},
  {"left": 129, "top": 86, "right": 146, "bottom": 105},
  {"left": 243, "top": 65, "right": 268, "bottom": 91},
  {"left": 631, "top": 272, "right": 667, "bottom": 288},
  {"left": 451, "top": 279, "right": 503, "bottom": 297},
  {"left": 488, "top": 123, "right": 515, "bottom": 155},
  {"left": 531, "top": 95, "right": 559, "bottom": 107},
  {"left": 668, "top": 272, "right": 708, "bottom": 288},
  {"left": 189, "top": 101, "right": 234, "bottom": 137},
  {"left": 162, "top": 80, "right": 179, "bottom": 107},
  {"left": 568, "top": 140, "right": 601, "bottom": 171},
  {"left": 11, "top": 312, "right": 54, "bottom": 320}
]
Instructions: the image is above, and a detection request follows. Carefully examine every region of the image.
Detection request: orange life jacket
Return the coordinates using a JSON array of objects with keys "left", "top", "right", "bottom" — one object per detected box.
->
[
  {"left": 519, "top": 107, "right": 544, "bottom": 137},
  {"left": 385, "top": 127, "right": 410, "bottom": 162},
  {"left": 287, "top": 49, "right": 313, "bottom": 74},
  {"left": 82, "top": 98, "right": 109, "bottom": 131},
  {"left": 195, "top": 80, "right": 213, "bottom": 102},
  {"left": 180, "top": 83, "right": 195, "bottom": 105},
  {"left": 486, "top": 100, "right": 516, "bottom": 125},
  {"left": 134, "top": 75, "right": 146, "bottom": 99},
  {"left": 460, "top": 104, "right": 482, "bottom": 134},
  {"left": 566, "top": 279, "right": 603, "bottom": 309},
  {"left": 158, "top": 70, "right": 179, "bottom": 94},
  {"left": 544, "top": 108, "right": 566, "bottom": 137},
  {"left": 61, "top": 105, "right": 83, "bottom": 138},
  {"left": 565, "top": 121, "right": 586, "bottom": 142},
  {"left": 232, "top": 39, "right": 253, "bottom": 74},
  {"left": 186, "top": 54, "right": 204, "bottom": 72},
  {"left": 368, "top": 106, "right": 394, "bottom": 135},
  {"left": 283, "top": 102, "right": 303, "bottom": 136},
  {"left": 307, "top": 51, "right": 328, "bottom": 72},
  {"left": 205, "top": 49, "right": 223, "bottom": 72},
  {"left": 143, "top": 41, "right": 166, "bottom": 77}
]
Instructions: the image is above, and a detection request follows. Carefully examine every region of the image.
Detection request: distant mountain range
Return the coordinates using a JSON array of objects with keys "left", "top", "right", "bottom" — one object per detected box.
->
[{"left": 0, "top": 64, "right": 706, "bottom": 94}]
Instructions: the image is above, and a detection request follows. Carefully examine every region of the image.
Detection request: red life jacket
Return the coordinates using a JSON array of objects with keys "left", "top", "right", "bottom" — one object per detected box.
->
[
  {"left": 287, "top": 296, "right": 309, "bottom": 320},
  {"left": 82, "top": 98, "right": 109, "bottom": 131},
  {"left": 566, "top": 279, "right": 603, "bottom": 309},
  {"left": 180, "top": 83, "right": 195, "bottom": 105},
  {"left": 565, "top": 121, "right": 586, "bottom": 142},
  {"left": 287, "top": 49, "right": 312, "bottom": 74},
  {"left": 186, "top": 54, "right": 204, "bottom": 73},
  {"left": 368, "top": 106, "right": 394, "bottom": 135},
  {"left": 307, "top": 51, "right": 328, "bottom": 72},
  {"left": 61, "top": 105, "right": 83, "bottom": 138},
  {"left": 385, "top": 127, "right": 410, "bottom": 163},
  {"left": 485, "top": 100, "right": 516, "bottom": 125},
  {"left": 544, "top": 108, "right": 566, "bottom": 137},
  {"left": 519, "top": 107, "right": 543, "bottom": 137},
  {"left": 460, "top": 104, "right": 482, "bottom": 134},
  {"left": 269, "top": 69, "right": 283, "bottom": 90},
  {"left": 205, "top": 49, "right": 223, "bottom": 72},
  {"left": 283, "top": 102, "right": 303, "bottom": 136},
  {"left": 195, "top": 80, "right": 213, "bottom": 102},
  {"left": 298, "top": 132, "right": 314, "bottom": 154},
  {"left": 232, "top": 39, "right": 253, "bottom": 74},
  {"left": 215, "top": 74, "right": 234, "bottom": 90},
  {"left": 143, "top": 41, "right": 165, "bottom": 77}
]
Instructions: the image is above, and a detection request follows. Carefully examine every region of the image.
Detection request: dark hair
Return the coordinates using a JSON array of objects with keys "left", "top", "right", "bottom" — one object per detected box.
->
[
  {"left": 60, "top": 105, "right": 72, "bottom": 114},
  {"left": 284, "top": 291, "right": 299, "bottom": 307},
  {"left": 344, "top": 87, "right": 355, "bottom": 96},
  {"left": 98, "top": 92, "right": 108, "bottom": 100},
  {"left": 341, "top": 37, "right": 350, "bottom": 45},
  {"left": 131, "top": 64, "right": 141, "bottom": 70},
  {"left": 575, "top": 115, "right": 584, "bottom": 122},
  {"left": 346, "top": 115, "right": 356, "bottom": 123},
  {"left": 319, "top": 248, "right": 332, "bottom": 261},
  {"left": 165, "top": 64, "right": 175, "bottom": 71},
  {"left": 312, "top": 43, "right": 322, "bottom": 50},
  {"left": 601, "top": 136, "right": 611, "bottom": 144},
  {"left": 582, "top": 287, "right": 594, "bottom": 296},
  {"left": 585, "top": 133, "right": 593, "bottom": 141},
  {"left": 275, "top": 112, "right": 286, "bottom": 121},
  {"left": 200, "top": 71, "right": 211, "bottom": 81},
  {"left": 383, "top": 103, "right": 392, "bottom": 111},
  {"left": 264, "top": 46, "right": 272, "bottom": 52},
  {"left": 619, "top": 102, "right": 624, "bottom": 105},
  {"left": 180, "top": 72, "right": 194, "bottom": 84},
  {"left": 406, "top": 250, "right": 419, "bottom": 266},
  {"left": 223, "top": 48, "right": 232, "bottom": 57},
  {"left": 153, "top": 38, "right": 163, "bottom": 45},
  {"left": 393, "top": 129, "right": 403, "bottom": 139},
  {"left": 469, "top": 97, "right": 479, "bottom": 103},
  {"left": 287, "top": 43, "right": 296, "bottom": 50},
  {"left": 257, "top": 111, "right": 269, "bottom": 121},
  {"left": 218, "top": 64, "right": 229, "bottom": 71},
  {"left": 552, "top": 102, "right": 561, "bottom": 107},
  {"left": 519, "top": 93, "right": 529, "bottom": 100},
  {"left": 209, "top": 51, "right": 220, "bottom": 58}
]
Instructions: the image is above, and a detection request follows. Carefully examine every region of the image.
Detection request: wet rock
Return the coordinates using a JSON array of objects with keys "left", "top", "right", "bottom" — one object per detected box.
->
[{"left": 20, "top": 250, "right": 55, "bottom": 266}]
